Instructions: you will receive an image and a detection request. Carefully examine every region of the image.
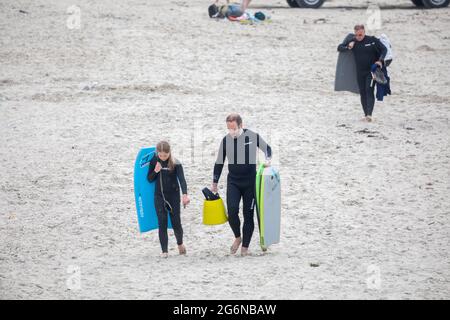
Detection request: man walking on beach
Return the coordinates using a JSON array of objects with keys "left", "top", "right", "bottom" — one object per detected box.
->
[
  {"left": 338, "top": 24, "right": 387, "bottom": 122},
  {"left": 211, "top": 113, "right": 272, "bottom": 256}
]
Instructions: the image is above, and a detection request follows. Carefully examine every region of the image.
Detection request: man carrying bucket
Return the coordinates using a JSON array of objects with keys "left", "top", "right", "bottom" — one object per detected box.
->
[{"left": 211, "top": 113, "right": 272, "bottom": 256}]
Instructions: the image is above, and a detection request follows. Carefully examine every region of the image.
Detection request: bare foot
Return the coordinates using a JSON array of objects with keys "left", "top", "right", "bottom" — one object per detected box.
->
[
  {"left": 241, "top": 247, "right": 250, "bottom": 257},
  {"left": 178, "top": 244, "right": 187, "bottom": 255},
  {"left": 366, "top": 116, "right": 373, "bottom": 122},
  {"left": 160, "top": 252, "right": 168, "bottom": 259},
  {"left": 230, "top": 237, "right": 242, "bottom": 254}
]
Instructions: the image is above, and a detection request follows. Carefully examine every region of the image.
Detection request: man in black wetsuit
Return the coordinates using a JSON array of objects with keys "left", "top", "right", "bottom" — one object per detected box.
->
[
  {"left": 338, "top": 24, "right": 387, "bottom": 122},
  {"left": 211, "top": 113, "right": 272, "bottom": 256}
]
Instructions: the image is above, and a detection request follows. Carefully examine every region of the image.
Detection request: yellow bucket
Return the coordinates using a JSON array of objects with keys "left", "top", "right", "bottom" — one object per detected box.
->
[{"left": 202, "top": 198, "right": 228, "bottom": 225}]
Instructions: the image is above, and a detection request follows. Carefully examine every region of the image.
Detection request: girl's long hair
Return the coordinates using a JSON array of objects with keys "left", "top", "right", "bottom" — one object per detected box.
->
[{"left": 156, "top": 140, "right": 175, "bottom": 172}]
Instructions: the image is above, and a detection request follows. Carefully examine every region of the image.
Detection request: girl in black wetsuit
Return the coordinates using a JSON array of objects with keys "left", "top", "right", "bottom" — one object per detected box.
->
[{"left": 147, "top": 141, "right": 190, "bottom": 258}]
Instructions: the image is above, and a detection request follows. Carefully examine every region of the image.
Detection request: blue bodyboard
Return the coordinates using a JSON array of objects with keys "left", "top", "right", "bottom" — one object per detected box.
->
[{"left": 134, "top": 147, "right": 171, "bottom": 233}]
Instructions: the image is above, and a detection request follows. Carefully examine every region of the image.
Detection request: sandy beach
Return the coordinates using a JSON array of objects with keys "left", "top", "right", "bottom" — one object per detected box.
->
[{"left": 0, "top": 0, "right": 449, "bottom": 299}]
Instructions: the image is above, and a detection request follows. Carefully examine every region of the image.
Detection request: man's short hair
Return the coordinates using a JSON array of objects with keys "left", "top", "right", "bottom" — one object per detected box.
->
[
  {"left": 226, "top": 113, "right": 242, "bottom": 126},
  {"left": 354, "top": 24, "right": 365, "bottom": 31}
]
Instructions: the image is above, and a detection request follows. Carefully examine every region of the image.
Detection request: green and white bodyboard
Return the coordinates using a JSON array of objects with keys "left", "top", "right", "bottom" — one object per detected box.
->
[{"left": 255, "top": 164, "right": 281, "bottom": 249}]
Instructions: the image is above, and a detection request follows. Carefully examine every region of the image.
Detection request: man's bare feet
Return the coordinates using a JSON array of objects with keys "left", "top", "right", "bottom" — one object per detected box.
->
[
  {"left": 160, "top": 252, "right": 168, "bottom": 259},
  {"left": 241, "top": 247, "right": 250, "bottom": 256},
  {"left": 178, "top": 244, "right": 187, "bottom": 255},
  {"left": 230, "top": 237, "right": 242, "bottom": 254}
]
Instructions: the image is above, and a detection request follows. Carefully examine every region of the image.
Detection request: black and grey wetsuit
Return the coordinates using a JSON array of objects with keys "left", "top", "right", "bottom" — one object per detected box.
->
[
  {"left": 213, "top": 129, "right": 272, "bottom": 248},
  {"left": 338, "top": 35, "right": 387, "bottom": 116},
  {"left": 148, "top": 155, "right": 187, "bottom": 253}
]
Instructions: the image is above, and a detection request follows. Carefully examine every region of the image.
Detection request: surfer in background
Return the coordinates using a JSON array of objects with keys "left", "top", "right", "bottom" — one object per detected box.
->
[
  {"left": 147, "top": 141, "right": 190, "bottom": 258},
  {"left": 337, "top": 24, "right": 387, "bottom": 122},
  {"left": 211, "top": 113, "right": 272, "bottom": 256}
]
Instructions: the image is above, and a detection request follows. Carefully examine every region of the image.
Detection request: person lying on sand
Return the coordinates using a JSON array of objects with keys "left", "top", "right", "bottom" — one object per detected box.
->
[{"left": 208, "top": 0, "right": 251, "bottom": 18}]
